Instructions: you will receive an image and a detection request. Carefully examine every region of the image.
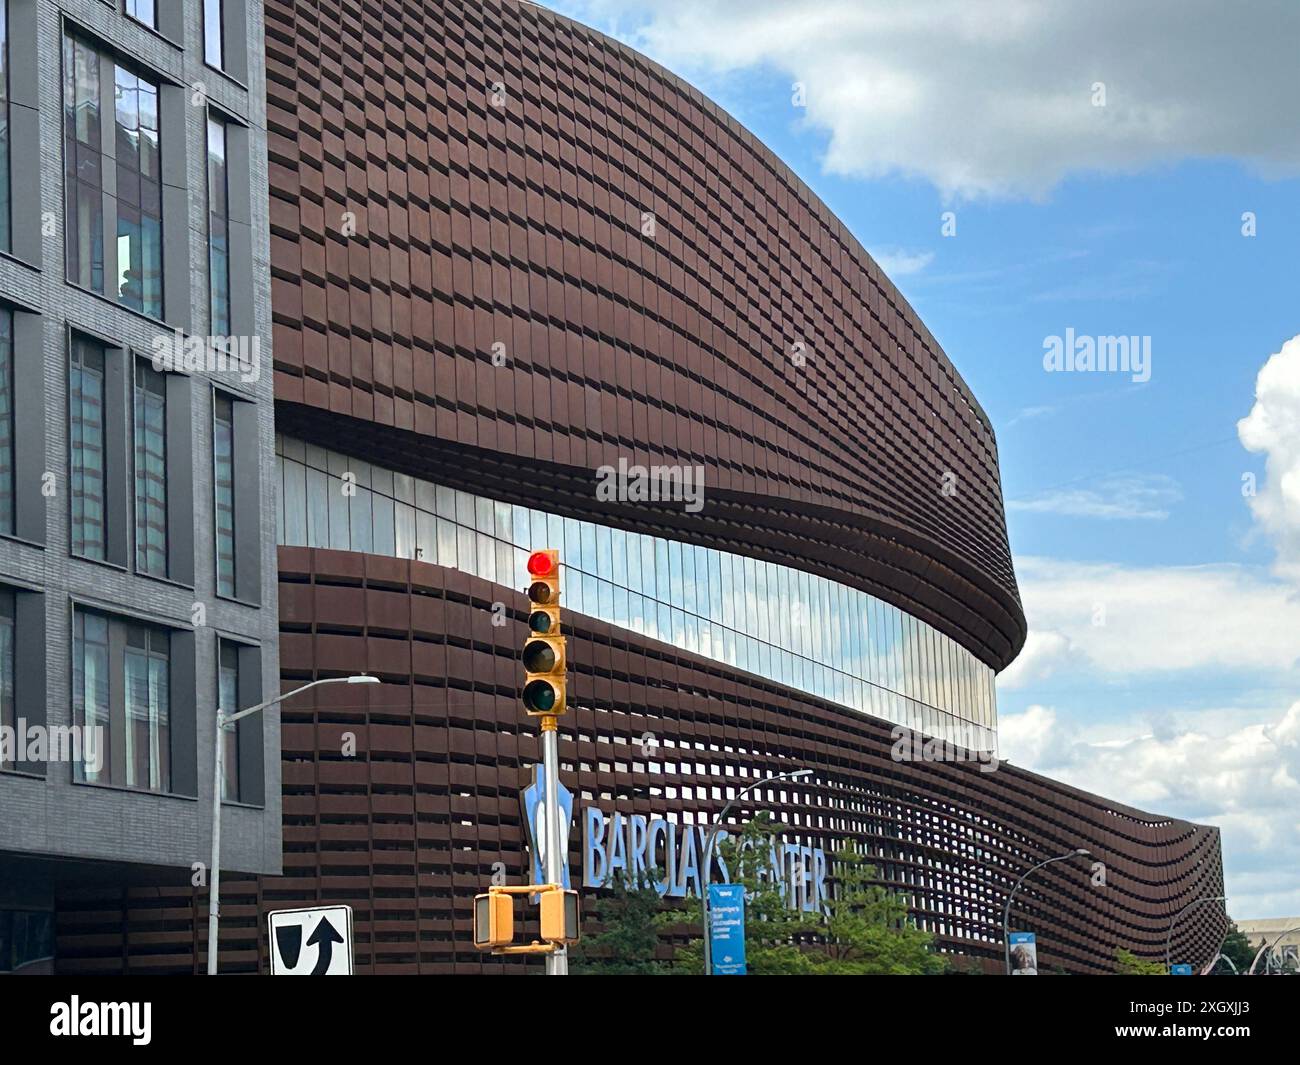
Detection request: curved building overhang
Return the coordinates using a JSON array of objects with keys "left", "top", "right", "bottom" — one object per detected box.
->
[{"left": 264, "top": 0, "right": 1027, "bottom": 668}]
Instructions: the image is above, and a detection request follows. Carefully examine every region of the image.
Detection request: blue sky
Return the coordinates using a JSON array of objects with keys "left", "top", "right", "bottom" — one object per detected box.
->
[{"left": 548, "top": 0, "right": 1300, "bottom": 917}]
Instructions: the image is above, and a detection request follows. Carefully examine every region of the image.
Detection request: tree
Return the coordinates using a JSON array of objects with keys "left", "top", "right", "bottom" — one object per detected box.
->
[
  {"left": 569, "top": 868, "right": 670, "bottom": 975},
  {"left": 808, "top": 845, "right": 947, "bottom": 975},
  {"left": 664, "top": 814, "right": 824, "bottom": 975},
  {"left": 666, "top": 815, "right": 947, "bottom": 975},
  {"left": 1218, "top": 922, "right": 1255, "bottom": 974},
  {"left": 1115, "top": 947, "right": 1166, "bottom": 975}
]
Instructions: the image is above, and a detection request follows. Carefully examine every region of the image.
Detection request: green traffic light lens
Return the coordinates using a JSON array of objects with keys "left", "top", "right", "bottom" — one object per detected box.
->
[
  {"left": 523, "top": 640, "right": 557, "bottom": 673},
  {"left": 529, "top": 610, "right": 553, "bottom": 633},
  {"left": 522, "top": 679, "right": 557, "bottom": 712}
]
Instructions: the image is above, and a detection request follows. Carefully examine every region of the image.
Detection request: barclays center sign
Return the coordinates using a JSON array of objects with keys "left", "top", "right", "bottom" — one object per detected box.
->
[{"left": 521, "top": 767, "right": 830, "bottom": 914}]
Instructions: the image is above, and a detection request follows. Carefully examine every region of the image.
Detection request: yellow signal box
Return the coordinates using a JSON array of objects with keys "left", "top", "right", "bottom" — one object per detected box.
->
[
  {"left": 540, "top": 888, "right": 581, "bottom": 944},
  {"left": 473, "top": 891, "right": 514, "bottom": 949},
  {"left": 522, "top": 550, "right": 566, "bottom": 716}
]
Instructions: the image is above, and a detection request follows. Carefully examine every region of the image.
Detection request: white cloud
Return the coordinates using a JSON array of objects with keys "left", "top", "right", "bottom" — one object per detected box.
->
[
  {"left": 867, "top": 247, "right": 934, "bottom": 277},
  {"left": 1004, "top": 556, "right": 1300, "bottom": 682},
  {"left": 999, "top": 702, "right": 1300, "bottom": 915},
  {"left": 1008, "top": 473, "right": 1181, "bottom": 521},
  {"left": 1238, "top": 334, "right": 1300, "bottom": 583},
  {"left": 564, "top": 0, "right": 1300, "bottom": 200}
]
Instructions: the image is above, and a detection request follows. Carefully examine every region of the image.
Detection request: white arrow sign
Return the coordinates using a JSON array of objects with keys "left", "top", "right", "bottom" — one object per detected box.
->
[{"left": 269, "top": 905, "right": 353, "bottom": 975}]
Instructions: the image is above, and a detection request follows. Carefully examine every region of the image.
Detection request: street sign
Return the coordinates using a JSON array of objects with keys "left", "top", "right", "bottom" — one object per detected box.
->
[
  {"left": 1009, "top": 931, "right": 1038, "bottom": 975},
  {"left": 708, "top": 884, "right": 747, "bottom": 975},
  {"left": 269, "top": 905, "right": 353, "bottom": 975},
  {"left": 1170, "top": 963, "right": 1194, "bottom": 976},
  {"left": 521, "top": 763, "right": 573, "bottom": 891}
]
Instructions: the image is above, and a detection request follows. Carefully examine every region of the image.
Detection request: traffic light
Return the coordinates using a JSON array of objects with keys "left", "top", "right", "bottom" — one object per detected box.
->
[
  {"left": 473, "top": 891, "right": 514, "bottom": 949},
  {"left": 522, "top": 550, "right": 566, "bottom": 716},
  {"left": 539, "top": 888, "right": 581, "bottom": 944}
]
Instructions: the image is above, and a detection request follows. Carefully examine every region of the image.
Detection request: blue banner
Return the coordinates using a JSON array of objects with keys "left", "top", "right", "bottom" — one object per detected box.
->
[{"left": 708, "top": 884, "right": 747, "bottom": 975}]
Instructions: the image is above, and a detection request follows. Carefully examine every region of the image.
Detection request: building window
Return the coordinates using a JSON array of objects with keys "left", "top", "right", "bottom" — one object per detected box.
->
[
  {"left": 0, "top": 0, "right": 10, "bottom": 253},
  {"left": 123, "top": 622, "right": 169, "bottom": 790},
  {"left": 214, "top": 393, "right": 236, "bottom": 597},
  {"left": 72, "top": 609, "right": 110, "bottom": 783},
  {"left": 63, "top": 34, "right": 104, "bottom": 294},
  {"left": 70, "top": 335, "right": 107, "bottom": 561},
  {"left": 0, "top": 309, "right": 11, "bottom": 536},
  {"left": 133, "top": 356, "right": 167, "bottom": 576},
  {"left": 125, "top": 0, "right": 157, "bottom": 31},
  {"left": 73, "top": 608, "right": 170, "bottom": 791},
  {"left": 113, "top": 65, "right": 162, "bottom": 317},
  {"left": 207, "top": 116, "right": 230, "bottom": 336},
  {"left": 0, "top": 590, "right": 13, "bottom": 771},
  {"left": 0, "top": 910, "right": 55, "bottom": 974},
  {"left": 62, "top": 33, "right": 162, "bottom": 318},
  {"left": 218, "top": 639, "right": 238, "bottom": 799},
  {"left": 203, "top": 0, "right": 224, "bottom": 70}
]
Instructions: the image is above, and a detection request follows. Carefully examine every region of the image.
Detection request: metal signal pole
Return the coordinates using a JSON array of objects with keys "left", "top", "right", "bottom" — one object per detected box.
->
[{"left": 541, "top": 716, "right": 568, "bottom": 975}]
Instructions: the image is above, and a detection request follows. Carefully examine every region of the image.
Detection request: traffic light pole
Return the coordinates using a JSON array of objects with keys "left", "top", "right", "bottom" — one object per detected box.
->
[{"left": 540, "top": 716, "right": 568, "bottom": 975}]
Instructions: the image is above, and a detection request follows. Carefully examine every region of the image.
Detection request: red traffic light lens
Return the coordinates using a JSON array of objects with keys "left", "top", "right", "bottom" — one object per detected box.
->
[{"left": 527, "top": 551, "right": 553, "bottom": 577}]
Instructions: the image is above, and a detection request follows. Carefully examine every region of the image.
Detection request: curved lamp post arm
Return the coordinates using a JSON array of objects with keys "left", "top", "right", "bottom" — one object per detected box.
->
[
  {"left": 1165, "top": 895, "right": 1227, "bottom": 971},
  {"left": 208, "top": 674, "right": 379, "bottom": 976},
  {"left": 1248, "top": 924, "right": 1300, "bottom": 975},
  {"left": 1002, "top": 848, "right": 1090, "bottom": 975},
  {"left": 700, "top": 767, "right": 812, "bottom": 976}
]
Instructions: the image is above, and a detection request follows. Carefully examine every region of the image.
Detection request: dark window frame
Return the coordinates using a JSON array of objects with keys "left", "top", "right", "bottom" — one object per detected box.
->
[
  {"left": 132, "top": 354, "right": 168, "bottom": 577},
  {"left": 71, "top": 604, "right": 181, "bottom": 794},
  {"left": 0, "top": 0, "right": 11, "bottom": 253},
  {"left": 61, "top": 27, "right": 164, "bottom": 320},
  {"left": 206, "top": 112, "right": 230, "bottom": 336},
  {"left": 216, "top": 634, "right": 263, "bottom": 806},
  {"left": 69, "top": 332, "right": 109, "bottom": 562}
]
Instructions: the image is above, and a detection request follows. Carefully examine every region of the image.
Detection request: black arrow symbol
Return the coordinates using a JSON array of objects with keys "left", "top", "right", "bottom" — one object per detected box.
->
[{"left": 307, "top": 916, "right": 344, "bottom": 975}]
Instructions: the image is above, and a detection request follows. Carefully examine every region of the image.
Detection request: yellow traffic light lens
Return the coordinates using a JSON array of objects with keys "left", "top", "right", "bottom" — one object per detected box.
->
[
  {"left": 522, "top": 679, "right": 558, "bottom": 712},
  {"left": 523, "top": 639, "right": 557, "bottom": 673},
  {"left": 528, "top": 580, "right": 554, "bottom": 604},
  {"left": 528, "top": 610, "right": 553, "bottom": 633}
]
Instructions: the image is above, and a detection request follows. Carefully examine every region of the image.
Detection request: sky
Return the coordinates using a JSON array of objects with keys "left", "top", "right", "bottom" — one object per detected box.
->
[{"left": 545, "top": 0, "right": 1300, "bottom": 918}]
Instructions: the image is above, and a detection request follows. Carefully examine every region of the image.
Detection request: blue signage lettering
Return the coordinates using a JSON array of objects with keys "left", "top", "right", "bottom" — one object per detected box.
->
[{"left": 580, "top": 804, "right": 828, "bottom": 913}]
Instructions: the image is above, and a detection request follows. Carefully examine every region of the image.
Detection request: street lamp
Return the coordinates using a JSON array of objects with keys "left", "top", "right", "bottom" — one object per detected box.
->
[
  {"left": 1247, "top": 923, "right": 1300, "bottom": 975},
  {"left": 699, "top": 767, "right": 813, "bottom": 976},
  {"left": 207, "top": 674, "right": 380, "bottom": 975},
  {"left": 1002, "top": 847, "right": 1090, "bottom": 974},
  {"left": 1165, "top": 895, "right": 1226, "bottom": 972}
]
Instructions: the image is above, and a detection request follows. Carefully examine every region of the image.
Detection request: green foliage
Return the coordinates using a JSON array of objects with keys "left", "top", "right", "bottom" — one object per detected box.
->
[
  {"left": 569, "top": 868, "right": 671, "bottom": 975},
  {"left": 810, "top": 844, "right": 948, "bottom": 974},
  {"left": 1218, "top": 922, "right": 1255, "bottom": 974},
  {"left": 666, "top": 814, "right": 946, "bottom": 975},
  {"left": 1115, "top": 947, "right": 1167, "bottom": 975}
]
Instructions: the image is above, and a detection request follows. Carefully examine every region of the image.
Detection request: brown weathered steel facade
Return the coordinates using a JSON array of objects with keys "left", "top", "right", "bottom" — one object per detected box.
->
[
  {"left": 54, "top": 550, "right": 1224, "bottom": 974},
  {"left": 51, "top": 0, "right": 1225, "bottom": 974}
]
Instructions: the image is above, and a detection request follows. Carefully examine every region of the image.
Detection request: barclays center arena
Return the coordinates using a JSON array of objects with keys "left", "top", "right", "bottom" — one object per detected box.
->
[{"left": 14, "top": 0, "right": 1223, "bottom": 976}]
